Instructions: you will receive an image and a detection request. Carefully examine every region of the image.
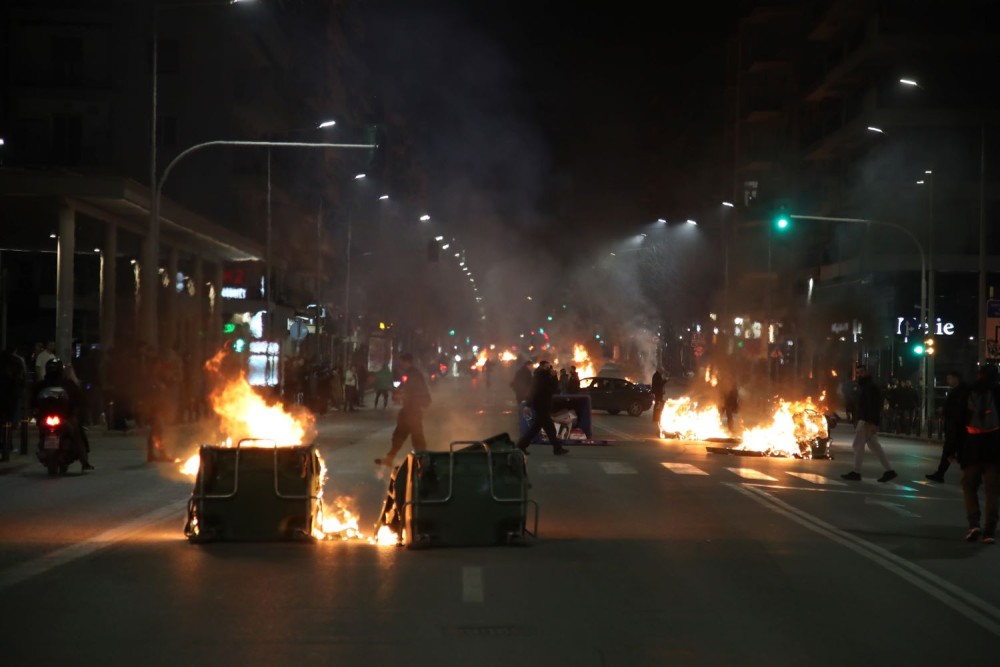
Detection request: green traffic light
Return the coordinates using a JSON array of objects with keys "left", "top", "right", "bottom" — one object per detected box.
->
[
  {"left": 233, "top": 338, "right": 246, "bottom": 353},
  {"left": 775, "top": 216, "right": 790, "bottom": 230},
  {"left": 913, "top": 344, "right": 925, "bottom": 355},
  {"left": 223, "top": 322, "right": 236, "bottom": 334},
  {"left": 448, "top": 329, "right": 456, "bottom": 336}
]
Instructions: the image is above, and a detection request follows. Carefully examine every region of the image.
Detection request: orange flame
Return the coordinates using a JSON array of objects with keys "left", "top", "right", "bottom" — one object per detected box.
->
[
  {"left": 178, "top": 351, "right": 392, "bottom": 545},
  {"left": 572, "top": 344, "right": 597, "bottom": 378},
  {"left": 737, "top": 399, "right": 828, "bottom": 457},
  {"left": 658, "top": 397, "right": 729, "bottom": 439}
]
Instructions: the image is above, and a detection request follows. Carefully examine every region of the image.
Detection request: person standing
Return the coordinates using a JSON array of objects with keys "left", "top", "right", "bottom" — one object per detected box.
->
[
  {"left": 927, "top": 370, "right": 968, "bottom": 482},
  {"left": 954, "top": 366, "right": 1000, "bottom": 543},
  {"left": 558, "top": 368, "right": 569, "bottom": 394},
  {"left": 567, "top": 366, "right": 581, "bottom": 394},
  {"left": 841, "top": 365, "right": 897, "bottom": 482},
  {"left": 651, "top": 367, "right": 665, "bottom": 424},
  {"left": 516, "top": 360, "right": 569, "bottom": 456},
  {"left": 375, "top": 353, "right": 430, "bottom": 467},
  {"left": 34, "top": 341, "right": 56, "bottom": 381},
  {"left": 373, "top": 362, "right": 393, "bottom": 409},
  {"left": 343, "top": 365, "right": 359, "bottom": 412},
  {"left": 721, "top": 382, "right": 740, "bottom": 432}
]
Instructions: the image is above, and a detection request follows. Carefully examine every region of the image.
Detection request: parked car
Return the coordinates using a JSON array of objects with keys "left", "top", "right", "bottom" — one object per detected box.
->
[{"left": 578, "top": 376, "right": 653, "bottom": 416}]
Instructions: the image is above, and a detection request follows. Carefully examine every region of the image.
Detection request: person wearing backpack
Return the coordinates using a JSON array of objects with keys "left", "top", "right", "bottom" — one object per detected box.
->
[{"left": 954, "top": 365, "right": 1000, "bottom": 543}]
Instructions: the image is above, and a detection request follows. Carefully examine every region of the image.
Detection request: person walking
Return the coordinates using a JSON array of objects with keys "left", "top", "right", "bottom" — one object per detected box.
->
[
  {"left": 516, "top": 360, "right": 569, "bottom": 456},
  {"left": 841, "top": 365, "right": 897, "bottom": 482},
  {"left": 510, "top": 360, "right": 533, "bottom": 405},
  {"left": 375, "top": 353, "right": 430, "bottom": 467},
  {"left": 954, "top": 366, "right": 1000, "bottom": 543},
  {"left": 373, "top": 362, "right": 393, "bottom": 409},
  {"left": 651, "top": 367, "right": 665, "bottom": 424},
  {"left": 927, "top": 370, "right": 968, "bottom": 482}
]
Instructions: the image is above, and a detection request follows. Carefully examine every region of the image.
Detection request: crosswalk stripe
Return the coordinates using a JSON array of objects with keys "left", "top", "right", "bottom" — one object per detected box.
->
[
  {"left": 660, "top": 462, "right": 709, "bottom": 475},
  {"left": 599, "top": 461, "right": 638, "bottom": 475},
  {"left": 863, "top": 480, "right": 918, "bottom": 492},
  {"left": 786, "top": 472, "right": 847, "bottom": 486},
  {"left": 536, "top": 462, "right": 570, "bottom": 475},
  {"left": 726, "top": 467, "right": 779, "bottom": 481}
]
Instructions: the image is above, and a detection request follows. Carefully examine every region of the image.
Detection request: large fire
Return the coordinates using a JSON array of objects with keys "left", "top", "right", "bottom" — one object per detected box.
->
[
  {"left": 658, "top": 394, "right": 829, "bottom": 458},
  {"left": 180, "top": 352, "right": 395, "bottom": 544},
  {"left": 572, "top": 344, "right": 597, "bottom": 378}
]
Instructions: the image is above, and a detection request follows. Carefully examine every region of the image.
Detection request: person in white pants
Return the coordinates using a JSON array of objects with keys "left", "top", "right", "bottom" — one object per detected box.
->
[{"left": 841, "top": 365, "right": 898, "bottom": 483}]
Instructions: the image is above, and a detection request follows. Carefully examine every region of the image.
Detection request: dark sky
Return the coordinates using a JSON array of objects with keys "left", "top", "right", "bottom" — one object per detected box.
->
[
  {"left": 358, "top": 2, "right": 741, "bottom": 245},
  {"left": 354, "top": 1, "right": 742, "bottom": 334}
]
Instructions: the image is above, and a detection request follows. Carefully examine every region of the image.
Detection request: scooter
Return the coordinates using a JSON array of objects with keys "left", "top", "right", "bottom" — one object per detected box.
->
[{"left": 34, "top": 387, "right": 79, "bottom": 476}]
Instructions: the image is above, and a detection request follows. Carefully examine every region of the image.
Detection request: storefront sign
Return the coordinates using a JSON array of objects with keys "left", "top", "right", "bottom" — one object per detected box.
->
[{"left": 896, "top": 317, "right": 954, "bottom": 336}]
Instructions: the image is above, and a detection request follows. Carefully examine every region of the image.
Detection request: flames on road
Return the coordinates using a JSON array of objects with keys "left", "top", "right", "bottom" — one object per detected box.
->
[
  {"left": 658, "top": 394, "right": 830, "bottom": 458},
  {"left": 572, "top": 344, "right": 597, "bottom": 378},
  {"left": 180, "top": 351, "right": 396, "bottom": 544}
]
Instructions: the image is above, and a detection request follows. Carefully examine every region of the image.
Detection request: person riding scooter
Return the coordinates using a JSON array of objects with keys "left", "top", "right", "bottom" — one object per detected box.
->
[{"left": 32, "top": 357, "right": 93, "bottom": 471}]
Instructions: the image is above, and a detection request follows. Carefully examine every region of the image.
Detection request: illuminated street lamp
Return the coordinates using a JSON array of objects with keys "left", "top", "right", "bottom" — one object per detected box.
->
[
  {"left": 317, "top": 119, "right": 337, "bottom": 129},
  {"left": 420, "top": 214, "right": 431, "bottom": 221}
]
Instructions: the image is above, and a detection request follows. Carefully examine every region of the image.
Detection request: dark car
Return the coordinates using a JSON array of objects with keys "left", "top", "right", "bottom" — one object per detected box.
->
[{"left": 578, "top": 376, "right": 653, "bottom": 416}]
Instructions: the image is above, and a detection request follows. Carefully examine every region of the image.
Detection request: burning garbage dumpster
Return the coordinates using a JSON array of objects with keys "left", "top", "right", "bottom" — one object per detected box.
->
[
  {"left": 374, "top": 433, "right": 538, "bottom": 548},
  {"left": 183, "top": 440, "right": 323, "bottom": 542}
]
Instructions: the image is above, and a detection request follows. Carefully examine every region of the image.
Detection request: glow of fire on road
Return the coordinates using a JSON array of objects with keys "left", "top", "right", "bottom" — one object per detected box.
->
[{"left": 179, "top": 351, "right": 397, "bottom": 545}]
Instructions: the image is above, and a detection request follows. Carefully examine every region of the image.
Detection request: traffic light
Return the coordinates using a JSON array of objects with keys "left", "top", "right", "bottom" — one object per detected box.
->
[
  {"left": 232, "top": 337, "right": 247, "bottom": 354},
  {"left": 774, "top": 206, "right": 791, "bottom": 231},
  {"left": 223, "top": 322, "right": 236, "bottom": 334},
  {"left": 912, "top": 342, "right": 925, "bottom": 356},
  {"left": 924, "top": 338, "right": 935, "bottom": 355}
]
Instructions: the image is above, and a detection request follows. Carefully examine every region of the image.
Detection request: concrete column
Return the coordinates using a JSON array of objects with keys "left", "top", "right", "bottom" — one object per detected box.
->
[
  {"left": 55, "top": 206, "right": 75, "bottom": 361},
  {"left": 163, "top": 247, "right": 179, "bottom": 351},
  {"left": 99, "top": 223, "right": 117, "bottom": 353}
]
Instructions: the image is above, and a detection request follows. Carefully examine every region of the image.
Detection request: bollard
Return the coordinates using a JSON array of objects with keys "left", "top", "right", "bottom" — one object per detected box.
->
[{"left": 1, "top": 421, "right": 11, "bottom": 462}]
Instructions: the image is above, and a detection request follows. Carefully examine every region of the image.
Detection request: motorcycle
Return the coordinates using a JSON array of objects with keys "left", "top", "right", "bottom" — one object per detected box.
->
[{"left": 35, "top": 386, "right": 79, "bottom": 476}]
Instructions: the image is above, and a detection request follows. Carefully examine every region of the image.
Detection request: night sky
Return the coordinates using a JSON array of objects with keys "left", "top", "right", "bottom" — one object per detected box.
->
[{"left": 358, "top": 1, "right": 742, "bottom": 254}]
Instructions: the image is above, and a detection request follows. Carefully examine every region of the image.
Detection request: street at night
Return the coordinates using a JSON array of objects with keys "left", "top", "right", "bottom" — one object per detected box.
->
[
  {"left": 2, "top": 379, "right": 998, "bottom": 666},
  {"left": 4, "top": 1, "right": 1000, "bottom": 665}
]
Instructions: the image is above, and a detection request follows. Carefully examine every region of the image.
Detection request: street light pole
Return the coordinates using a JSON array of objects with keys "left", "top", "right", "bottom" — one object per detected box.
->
[
  {"left": 979, "top": 123, "right": 988, "bottom": 366},
  {"left": 145, "top": 0, "right": 251, "bottom": 349},
  {"left": 791, "top": 214, "right": 927, "bottom": 429}
]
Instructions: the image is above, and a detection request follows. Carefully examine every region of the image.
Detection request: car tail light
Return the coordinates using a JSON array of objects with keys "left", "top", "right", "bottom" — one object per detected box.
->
[{"left": 44, "top": 415, "right": 61, "bottom": 427}]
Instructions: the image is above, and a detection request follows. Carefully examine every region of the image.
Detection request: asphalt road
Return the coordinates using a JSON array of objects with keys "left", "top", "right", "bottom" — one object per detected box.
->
[{"left": 1, "top": 377, "right": 998, "bottom": 667}]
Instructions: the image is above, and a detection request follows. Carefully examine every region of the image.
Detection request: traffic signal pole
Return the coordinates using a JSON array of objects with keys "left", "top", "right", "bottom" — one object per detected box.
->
[{"left": 791, "top": 214, "right": 927, "bottom": 430}]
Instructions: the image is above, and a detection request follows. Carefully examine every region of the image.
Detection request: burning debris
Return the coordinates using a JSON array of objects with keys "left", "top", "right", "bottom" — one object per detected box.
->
[
  {"left": 180, "top": 352, "right": 392, "bottom": 543},
  {"left": 659, "top": 395, "right": 835, "bottom": 460},
  {"left": 572, "top": 344, "right": 597, "bottom": 378}
]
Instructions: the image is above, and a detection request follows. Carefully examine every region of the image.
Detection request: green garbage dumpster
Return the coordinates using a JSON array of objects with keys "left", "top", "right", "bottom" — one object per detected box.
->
[
  {"left": 375, "top": 433, "right": 538, "bottom": 548},
  {"left": 184, "top": 439, "right": 323, "bottom": 543}
]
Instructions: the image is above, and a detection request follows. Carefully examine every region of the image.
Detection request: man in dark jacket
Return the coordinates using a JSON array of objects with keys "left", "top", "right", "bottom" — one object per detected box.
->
[
  {"left": 927, "top": 370, "right": 967, "bottom": 482},
  {"left": 31, "top": 358, "right": 93, "bottom": 471},
  {"left": 841, "top": 365, "right": 896, "bottom": 482},
  {"left": 516, "top": 360, "right": 569, "bottom": 456},
  {"left": 954, "top": 366, "right": 1000, "bottom": 543},
  {"left": 510, "top": 360, "right": 533, "bottom": 405},
  {"left": 375, "top": 353, "right": 430, "bottom": 467}
]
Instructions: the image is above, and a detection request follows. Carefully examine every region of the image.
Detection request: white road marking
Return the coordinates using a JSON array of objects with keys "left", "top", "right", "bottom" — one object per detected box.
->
[
  {"left": 726, "top": 467, "right": 778, "bottom": 481},
  {"left": 536, "top": 462, "right": 570, "bottom": 475},
  {"left": 741, "top": 483, "right": 953, "bottom": 499},
  {"left": 660, "top": 462, "right": 709, "bottom": 475},
  {"left": 865, "top": 497, "right": 921, "bottom": 518},
  {"left": 462, "top": 566, "right": 484, "bottom": 603},
  {"left": 599, "top": 461, "right": 638, "bottom": 475},
  {"left": 786, "top": 472, "right": 846, "bottom": 486},
  {"left": 912, "top": 480, "right": 962, "bottom": 493},
  {"left": 0, "top": 499, "right": 187, "bottom": 593},
  {"left": 729, "top": 483, "right": 1000, "bottom": 638}
]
